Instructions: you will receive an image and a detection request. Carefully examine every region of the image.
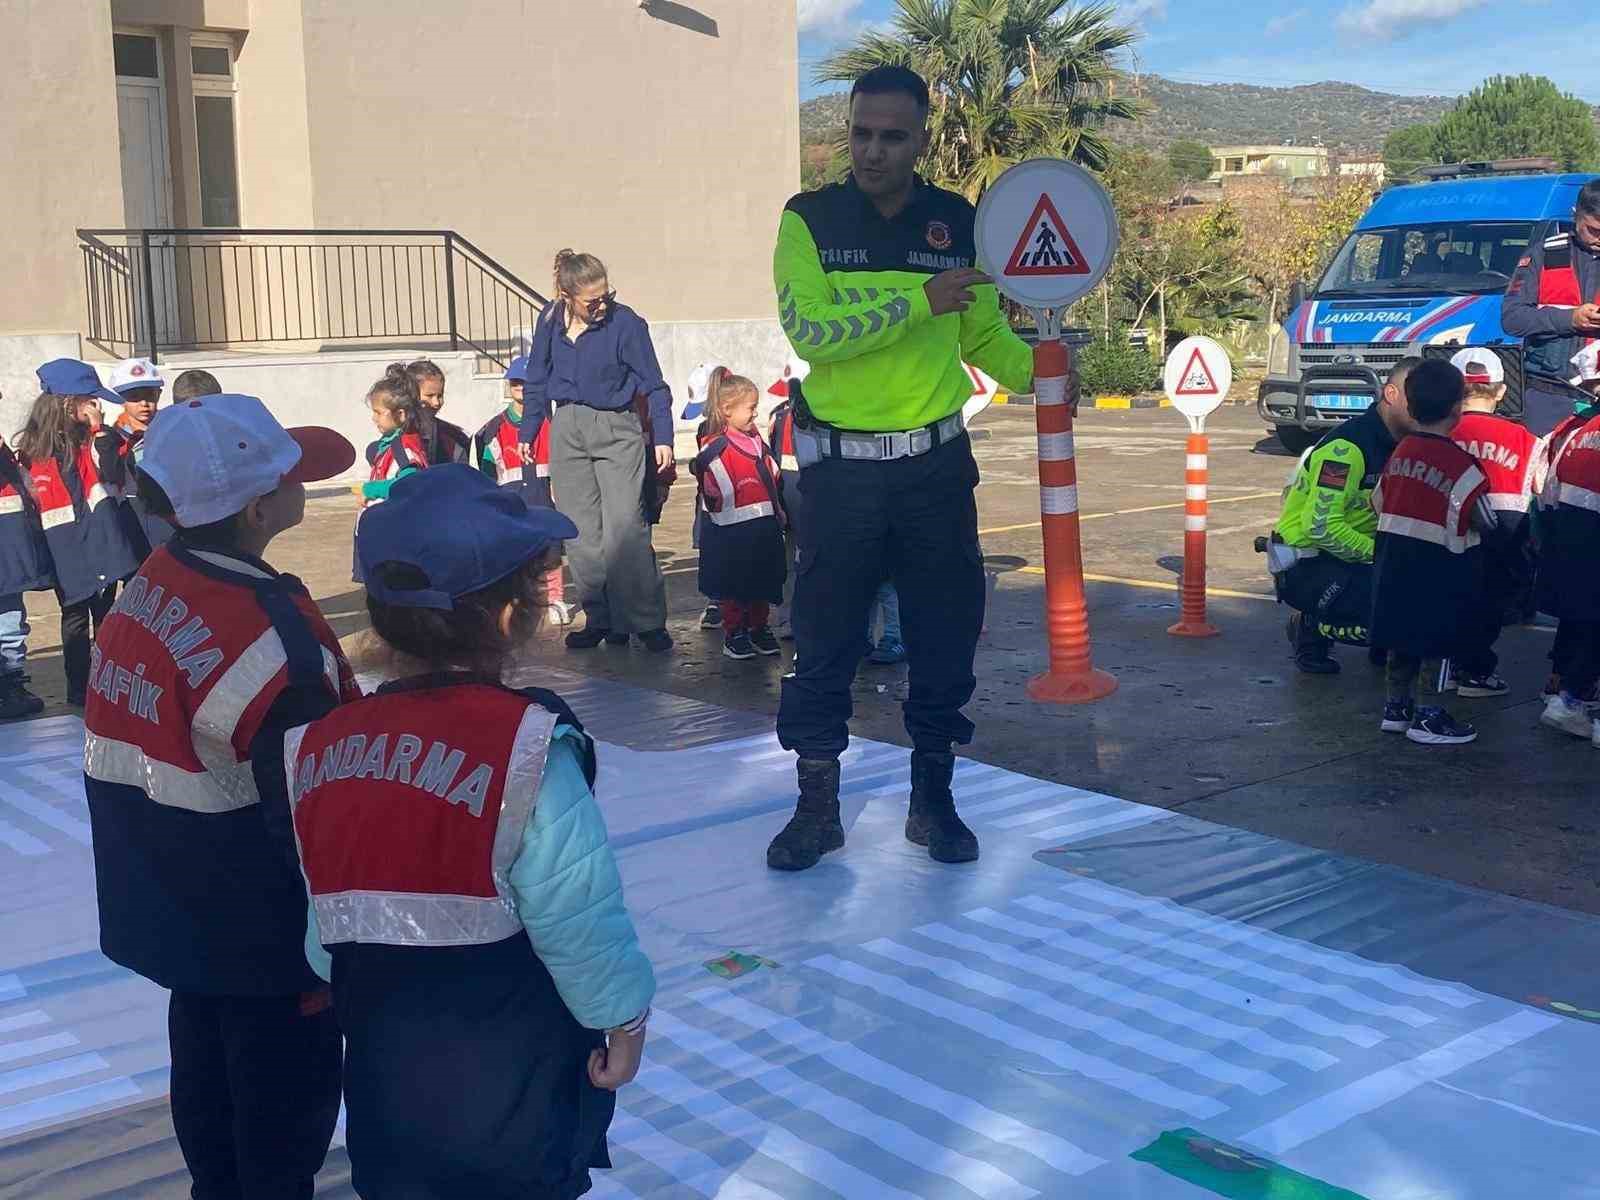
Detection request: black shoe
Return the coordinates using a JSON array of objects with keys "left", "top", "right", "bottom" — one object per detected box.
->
[
  {"left": 1380, "top": 699, "right": 1415, "bottom": 733},
  {"left": 723, "top": 632, "right": 756, "bottom": 660},
  {"left": 639, "top": 628, "right": 673, "bottom": 653},
  {"left": 699, "top": 603, "right": 723, "bottom": 630},
  {"left": 0, "top": 676, "right": 45, "bottom": 721},
  {"left": 1407, "top": 706, "right": 1477, "bottom": 745},
  {"left": 604, "top": 633, "right": 630, "bottom": 646},
  {"left": 1453, "top": 671, "right": 1509, "bottom": 698},
  {"left": 767, "top": 758, "right": 845, "bottom": 871},
  {"left": 749, "top": 626, "right": 782, "bottom": 656},
  {"left": 1288, "top": 614, "right": 1340, "bottom": 675},
  {"left": 906, "top": 750, "right": 979, "bottom": 863},
  {"left": 565, "top": 627, "right": 610, "bottom": 650}
]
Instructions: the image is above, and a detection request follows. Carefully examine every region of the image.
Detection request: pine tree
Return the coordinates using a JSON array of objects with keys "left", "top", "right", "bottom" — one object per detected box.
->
[{"left": 1430, "top": 75, "right": 1600, "bottom": 171}]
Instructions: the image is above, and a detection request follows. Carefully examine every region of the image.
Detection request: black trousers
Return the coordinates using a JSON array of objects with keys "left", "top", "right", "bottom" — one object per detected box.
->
[
  {"left": 777, "top": 433, "right": 984, "bottom": 758},
  {"left": 168, "top": 990, "right": 342, "bottom": 1200},
  {"left": 60, "top": 584, "right": 117, "bottom": 701},
  {"left": 1552, "top": 619, "right": 1600, "bottom": 696},
  {"left": 1279, "top": 556, "right": 1373, "bottom": 647}
]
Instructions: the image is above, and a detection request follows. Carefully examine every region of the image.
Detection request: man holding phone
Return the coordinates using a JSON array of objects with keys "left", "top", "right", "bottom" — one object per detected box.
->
[{"left": 764, "top": 65, "right": 1035, "bottom": 873}]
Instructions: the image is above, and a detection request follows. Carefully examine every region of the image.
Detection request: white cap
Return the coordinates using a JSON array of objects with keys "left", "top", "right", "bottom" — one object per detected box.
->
[
  {"left": 1449, "top": 348, "right": 1504, "bottom": 387},
  {"left": 686, "top": 360, "right": 727, "bottom": 407},
  {"left": 1571, "top": 342, "right": 1600, "bottom": 386},
  {"left": 108, "top": 357, "right": 163, "bottom": 394},
  {"left": 768, "top": 356, "right": 811, "bottom": 397},
  {"left": 139, "top": 394, "right": 354, "bottom": 527}
]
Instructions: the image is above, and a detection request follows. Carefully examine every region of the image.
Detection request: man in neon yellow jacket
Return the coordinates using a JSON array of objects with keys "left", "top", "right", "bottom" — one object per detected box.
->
[{"left": 767, "top": 65, "right": 1034, "bottom": 873}]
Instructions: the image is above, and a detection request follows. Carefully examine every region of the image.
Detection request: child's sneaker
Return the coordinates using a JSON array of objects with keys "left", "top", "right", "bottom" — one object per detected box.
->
[
  {"left": 546, "top": 600, "right": 574, "bottom": 627},
  {"left": 699, "top": 602, "right": 723, "bottom": 630},
  {"left": 1541, "top": 692, "right": 1594, "bottom": 739},
  {"left": 1407, "top": 706, "right": 1476, "bottom": 745},
  {"left": 1380, "top": 700, "right": 1415, "bottom": 733},
  {"left": 722, "top": 632, "right": 756, "bottom": 660},
  {"left": 868, "top": 636, "right": 907, "bottom": 665},
  {"left": 749, "top": 627, "right": 782, "bottom": 657},
  {"left": 1453, "top": 671, "right": 1508, "bottom": 698}
]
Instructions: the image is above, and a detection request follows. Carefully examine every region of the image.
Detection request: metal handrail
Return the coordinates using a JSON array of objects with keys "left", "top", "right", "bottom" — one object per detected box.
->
[{"left": 75, "top": 228, "right": 549, "bottom": 368}]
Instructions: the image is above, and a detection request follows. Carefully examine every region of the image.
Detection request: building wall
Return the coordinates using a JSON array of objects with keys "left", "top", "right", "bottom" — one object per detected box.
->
[
  {"left": 298, "top": 0, "right": 799, "bottom": 324},
  {"left": 0, "top": 0, "right": 124, "bottom": 340}
]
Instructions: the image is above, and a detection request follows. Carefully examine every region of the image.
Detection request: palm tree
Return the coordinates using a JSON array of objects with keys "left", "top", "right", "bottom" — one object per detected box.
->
[{"left": 817, "top": 0, "right": 1142, "bottom": 201}]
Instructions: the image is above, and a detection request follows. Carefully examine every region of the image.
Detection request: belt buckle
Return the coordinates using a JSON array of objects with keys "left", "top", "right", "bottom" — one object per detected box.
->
[{"left": 882, "top": 431, "right": 911, "bottom": 459}]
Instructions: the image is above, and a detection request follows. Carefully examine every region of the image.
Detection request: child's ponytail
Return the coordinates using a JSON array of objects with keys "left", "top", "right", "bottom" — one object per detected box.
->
[
  {"left": 703, "top": 367, "right": 759, "bottom": 438},
  {"left": 368, "top": 363, "right": 421, "bottom": 434}
]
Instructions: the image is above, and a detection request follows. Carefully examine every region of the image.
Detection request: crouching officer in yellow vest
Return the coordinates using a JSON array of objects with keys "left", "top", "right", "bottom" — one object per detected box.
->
[{"left": 767, "top": 65, "right": 1034, "bottom": 871}]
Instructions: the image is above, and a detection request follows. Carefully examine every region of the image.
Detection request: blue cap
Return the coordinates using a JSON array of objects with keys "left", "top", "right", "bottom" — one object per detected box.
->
[
  {"left": 358, "top": 464, "right": 577, "bottom": 610},
  {"left": 37, "top": 358, "right": 119, "bottom": 404},
  {"left": 505, "top": 355, "right": 530, "bottom": 383}
]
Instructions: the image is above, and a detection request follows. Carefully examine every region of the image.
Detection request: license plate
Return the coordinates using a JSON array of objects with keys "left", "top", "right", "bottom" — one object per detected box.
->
[{"left": 1309, "top": 393, "right": 1369, "bottom": 410}]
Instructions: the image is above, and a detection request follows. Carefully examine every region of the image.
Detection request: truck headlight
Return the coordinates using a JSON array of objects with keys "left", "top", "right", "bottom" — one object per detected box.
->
[{"left": 1268, "top": 324, "right": 1291, "bottom": 376}]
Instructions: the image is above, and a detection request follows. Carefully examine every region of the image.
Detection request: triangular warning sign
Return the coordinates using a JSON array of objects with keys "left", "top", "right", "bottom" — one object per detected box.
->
[
  {"left": 1003, "top": 194, "right": 1092, "bottom": 277},
  {"left": 1174, "top": 346, "right": 1220, "bottom": 396}
]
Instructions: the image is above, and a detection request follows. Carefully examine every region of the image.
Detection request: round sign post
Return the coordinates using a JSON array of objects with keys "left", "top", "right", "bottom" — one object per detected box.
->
[
  {"left": 976, "top": 159, "right": 1120, "bottom": 705},
  {"left": 1161, "top": 335, "right": 1233, "bottom": 639}
]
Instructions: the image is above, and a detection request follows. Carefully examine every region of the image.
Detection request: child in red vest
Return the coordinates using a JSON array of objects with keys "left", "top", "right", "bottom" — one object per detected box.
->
[
  {"left": 102, "top": 356, "right": 173, "bottom": 558},
  {"left": 15, "top": 360, "right": 142, "bottom": 705},
  {"left": 405, "top": 358, "right": 471, "bottom": 465},
  {"left": 290, "top": 464, "right": 654, "bottom": 1198},
  {"left": 692, "top": 368, "right": 786, "bottom": 660},
  {"left": 354, "top": 366, "right": 429, "bottom": 582},
  {"left": 1370, "top": 359, "right": 1501, "bottom": 745},
  {"left": 1445, "top": 348, "right": 1537, "bottom": 697}
]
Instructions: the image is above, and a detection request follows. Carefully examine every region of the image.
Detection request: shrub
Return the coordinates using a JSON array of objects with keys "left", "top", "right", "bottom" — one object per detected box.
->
[{"left": 1077, "top": 333, "right": 1161, "bottom": 397}]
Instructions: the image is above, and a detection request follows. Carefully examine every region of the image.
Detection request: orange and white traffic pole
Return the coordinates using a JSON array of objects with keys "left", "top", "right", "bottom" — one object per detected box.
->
[
  {"left": 1027, "top": 337, "right": 1117, "bottom": 704},
  {"left": 1168, "top": 431, "right": 1220, "bottom": 638}
]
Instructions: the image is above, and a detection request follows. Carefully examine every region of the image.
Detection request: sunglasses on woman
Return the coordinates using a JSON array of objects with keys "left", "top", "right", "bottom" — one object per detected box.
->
[{"left": 576, "top": 291, "right": 616, "bottom": 316}]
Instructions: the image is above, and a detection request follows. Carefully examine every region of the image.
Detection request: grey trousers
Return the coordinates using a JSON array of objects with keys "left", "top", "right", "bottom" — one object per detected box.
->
[{"left": 549, "top": 404, "right": 667, "bottom": 634}]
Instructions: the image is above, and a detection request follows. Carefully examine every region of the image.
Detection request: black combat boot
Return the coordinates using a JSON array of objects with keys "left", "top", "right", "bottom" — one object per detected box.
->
[
  {"left": 766, "top": 758, "right": 845, "bottom": 872},
  {"left": 0, "top": 674, "right": 44, "bottom": 721},
  {"left": 1287, "top": 612, "right": 1339, "bottom": 675},
  {"left": 906, "top": 750, "right": 979, "bottom": 864}
]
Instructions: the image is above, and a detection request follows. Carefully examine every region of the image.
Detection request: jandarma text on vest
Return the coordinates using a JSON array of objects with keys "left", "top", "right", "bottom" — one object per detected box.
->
[
  {"left": 107, "top": 575, "right": 227, "bottom": 687},
  {"left": 1454, "top": 438, "right": 1522, "bottom": 471},
  {"left": 293, "top": 732, "right": 494, "bottom": 818},
  {"left": 1386, "top": 457, "right": 1467, "bottom": 495}
]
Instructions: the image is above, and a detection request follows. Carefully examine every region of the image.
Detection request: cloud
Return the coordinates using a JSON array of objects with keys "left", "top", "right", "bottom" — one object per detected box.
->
[
  {"left": 1119, "top": 0, "right": 1168, "bottom": 22},
  {"left": 1264, "top": 7, "right": 1309, "bottom": 36},
  {"left": 1335, "top": 0, "right": 1488, "bottom": 39},
  {"left": 798, "top": 0, "right": 863, "bottom": 34}
]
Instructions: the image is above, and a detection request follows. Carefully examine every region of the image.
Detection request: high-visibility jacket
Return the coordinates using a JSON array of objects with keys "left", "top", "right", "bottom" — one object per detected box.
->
[
  {"left": 1371, "top": 432, "right": 1491, "bottom": 656},
  {"left": 774, "top": 174, "right": 1032, "bottom": 432},
  {"left": 27, "top": 444, "right": 140, "bottom": 604},
  {"left": 83, "top": 541, "right": 359, "bottom": 994},
  {"left": 1275, "top": 404, "right": 1396, "bottom": 564},
  {"left": 0, "top": 439, "right": 52, "bottom": 594},
  {"left": 1537, "top": 413, "right": 1600, "bottom": 621},
  {"left": 286, "top": 678, "right": 647, "bottom": 1199},
  {"left": 1450, "top": 411, "right": 1542, "bottom": 519}
]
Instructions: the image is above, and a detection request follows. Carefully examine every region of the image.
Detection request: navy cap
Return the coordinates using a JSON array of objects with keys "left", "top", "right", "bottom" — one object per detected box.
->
[
  {"left": 358, "top": 464, "right": 577, "bottom": 610},
  {"left": 37, "top": 358, "right": 120, "bottom": 404},
  {"left": 505, "top": 355, "right": 530, "bottom": 383}
]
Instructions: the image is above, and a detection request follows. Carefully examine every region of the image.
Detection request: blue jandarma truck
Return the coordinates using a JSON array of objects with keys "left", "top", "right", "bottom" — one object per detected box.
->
[{"left": 1259, "top": 160, "right": 1599, "bottom": 452}]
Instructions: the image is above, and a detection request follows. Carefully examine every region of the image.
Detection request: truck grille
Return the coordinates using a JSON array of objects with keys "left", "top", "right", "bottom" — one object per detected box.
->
[{"left": 1298, "top": 342, "right": 1411, "bottom": 369}]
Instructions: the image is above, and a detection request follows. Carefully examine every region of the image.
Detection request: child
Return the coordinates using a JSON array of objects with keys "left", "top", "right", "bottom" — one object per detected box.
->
[
  {"left": 103, "top": 356, "right": 171, "bottom": 557},
  {"left": 1537, "top": 349, "right": 1600, "bottom": 744},
  {"left": 1445, "top": 348, "right": 1538, "bottom": 696},
  {"left": 354, "top": 366, "right": 429, "bottom": 583},
  {"left": 82, "top": 393, "right": 357, "bottom": 1198},
  {"left": 866, "top": 581, "right": 906, "bottom": 665},
  {"left": 16, "top": 360, "right": 142, "bottom": 705},
  {"left": 1534, "top": 346, "right": 1600, "bottom": 699},
  {"left": 475, "top": 355, "right": 570, "bottom": 624},
  {"left": 406, "top": 358, "right": 470, "bottom": 466},
  {"left": 288, "top": 464, "right": 654, "bottom": 1198},
  {"left": 691, "top": 368, "right": 786, "bottom": 660},
  {"left": 0, "top": 420, "right": 51, "bottom": 718},
  {"left": 1370, "top": 358, "right": 1498, "bottom": 746},
  {"left": 171, "top": 368, "right": 222, "bottom": 402}
]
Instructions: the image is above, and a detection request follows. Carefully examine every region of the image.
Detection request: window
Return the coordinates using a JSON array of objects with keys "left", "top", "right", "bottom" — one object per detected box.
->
[
  {"left": 113, "top": 33, "right": 159, "bottom": 79},
  {"left": 1318, "top": 221, "right": 1536, "bottom": 295},
  {"left": 191, "top": 37, "right": 240, "bottom": 227}
]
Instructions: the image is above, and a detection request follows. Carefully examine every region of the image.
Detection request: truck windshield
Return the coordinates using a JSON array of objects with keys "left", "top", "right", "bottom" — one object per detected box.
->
[{"left": 1316, "top": 221, "right": 1536, "bottom": 297}]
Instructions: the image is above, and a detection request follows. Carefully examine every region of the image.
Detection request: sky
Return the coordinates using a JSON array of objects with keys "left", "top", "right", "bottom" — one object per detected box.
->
[{"left": 796, "top": 0, "right": 1600, "bottom": 105}]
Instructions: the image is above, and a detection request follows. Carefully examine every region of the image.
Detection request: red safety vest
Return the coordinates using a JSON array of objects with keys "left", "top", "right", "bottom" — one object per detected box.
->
[
  {"left": 1539, "top": 236, "right": 1584, "bottom": 307},
  {"left": 1549, "top": 413, "right": 1600, "bottom": 516},
  {"left": 287, "top": 684, "right": 556, "bottom": 948},
  {"left": 366, "top": 432, "right": 428, "bottom": 506},
  {"left": 769, "top": 404, "right": 799, "bottom": 473},
  {"left": 1373, "top": 433, "right": 1489, "bottom": 554},
  {"left": 1449, "top": 412, "right": 1541, "bottom": 514},
  {"left": 696, "top": 433, "right": 782, "bottom": 526},
  {"left": 481, "top": 412, "right": 550, "bottom": 485},
  {"left": 28, "top": 445, "right": 115, "bottom": 530},
  {"left": 84, "top": 544, "right": 359, "bottom": 813}
]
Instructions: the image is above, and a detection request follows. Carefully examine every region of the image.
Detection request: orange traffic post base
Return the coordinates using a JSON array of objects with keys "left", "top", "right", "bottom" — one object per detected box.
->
[
  {"left": 1169, "top": 430, "right": 1220, "bottom": 638},
  {"left": 1026, "top": 337, "right": 1118, "bottom": 704}
]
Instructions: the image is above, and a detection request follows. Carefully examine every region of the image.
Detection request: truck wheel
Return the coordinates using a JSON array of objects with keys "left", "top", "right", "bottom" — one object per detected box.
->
[{"left": 1274, "top": 425, "right": 1318, "bottom": 455}]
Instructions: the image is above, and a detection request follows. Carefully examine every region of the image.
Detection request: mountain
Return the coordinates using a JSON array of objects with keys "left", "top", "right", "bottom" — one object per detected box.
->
[{"left": 799, "top": 76, "right": 1455, "bottom": 159}]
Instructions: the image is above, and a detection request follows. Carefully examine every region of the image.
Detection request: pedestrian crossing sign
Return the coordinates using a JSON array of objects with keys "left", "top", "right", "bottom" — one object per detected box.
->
[
  {"left": 1174, "top": 346, "right": 1221, "bottom": 396},
  {"left": 1002, "top": 194, "right": 1092, "bottom": 278}
]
